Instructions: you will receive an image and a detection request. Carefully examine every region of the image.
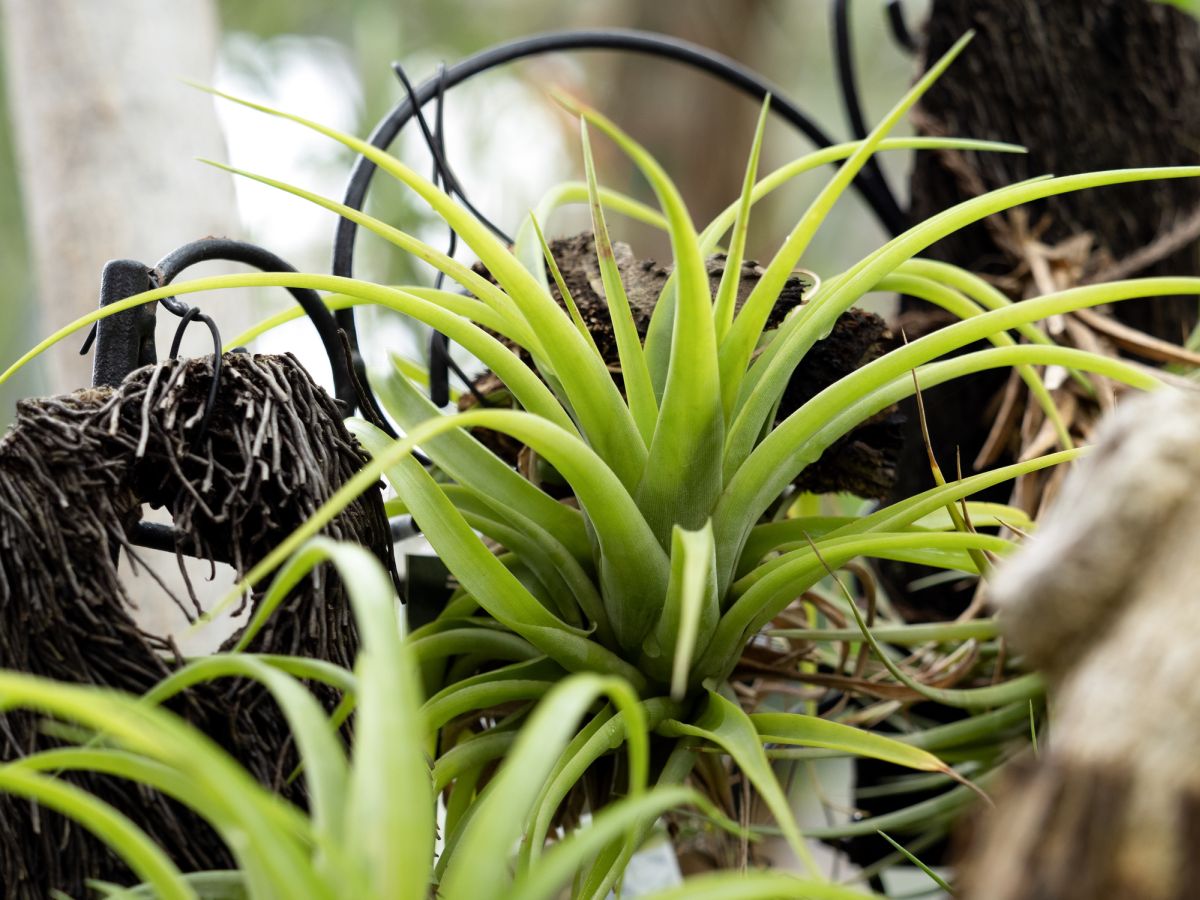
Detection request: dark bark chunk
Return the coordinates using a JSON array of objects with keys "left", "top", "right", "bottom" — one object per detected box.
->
[{"left": 462, "top": 232, "right": 901, "bottom": 500}]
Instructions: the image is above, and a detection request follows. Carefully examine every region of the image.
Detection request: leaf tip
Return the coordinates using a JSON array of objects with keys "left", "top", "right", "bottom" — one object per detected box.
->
[{"left": 547, "top": 86, "right": 586, "bottom": 116}]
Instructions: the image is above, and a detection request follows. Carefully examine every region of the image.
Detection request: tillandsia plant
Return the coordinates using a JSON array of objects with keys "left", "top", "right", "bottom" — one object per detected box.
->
[
  {"left": 3, "top": 28, "right": 1200, "bottom": 898},
  {"left": 0, "top": 542, "right": 846, "bottom": 900}
]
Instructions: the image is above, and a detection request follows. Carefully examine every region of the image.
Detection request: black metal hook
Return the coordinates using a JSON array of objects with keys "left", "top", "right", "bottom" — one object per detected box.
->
[
  {"left": 832, "top": 0, "right": 907, "bottom": 230},
  {"left": 87, "top": 248, "right": 420, "bottom": 573},
  {"left": 83, "top": 238, "right": 358, "bottom": 413},
  {"left": 166, "top": 302, "right": 224, "bottom": 449},
  {"left": 153, "top": 238, "right": 357, "bottom": 412},
  {"left": 88, "top": 260, "right": 159, "bottom": 388}
]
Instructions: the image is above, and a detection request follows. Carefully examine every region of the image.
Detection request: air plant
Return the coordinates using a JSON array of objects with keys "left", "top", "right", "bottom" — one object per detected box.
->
[
  {"left": 1, "top": 542, "right": 865, "bottom": 900},
  {"left": 2, "top": 29, "right": 1198, "bottom": 898}
]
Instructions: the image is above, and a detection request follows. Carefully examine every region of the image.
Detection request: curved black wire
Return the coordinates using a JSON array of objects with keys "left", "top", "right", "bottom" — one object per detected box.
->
[
  {"left": 153, "top": 238, "right": 358, "bottom": 411},
  {"left": 166, "top": 303, "right": 224, "bottom": 448},
  {"left": 886, "top": 0, "right": 920, "bottom": 54},
  {"left": 426, "top": 62, "right": 455, "bottom": 410},
  {"left": 833, "top": 0, "right": 872, "bottom": 142},
  {"left": 331, "top": 27, "right": 911, "bottom": 411},
  {"left": 391, "top": 61, "right": 512, "bottom": 244},
  {"left": 832, "top": 0, "right": 905, "bottom": 229},
  {"left": 431, "top": 63, "right": 456, "bottom": 295},
  {"left": 392, "top": 60, "right": 494, "bottom": 411},
  {"left": 394, "top": 58, "right": 456, "bottom": 411}
]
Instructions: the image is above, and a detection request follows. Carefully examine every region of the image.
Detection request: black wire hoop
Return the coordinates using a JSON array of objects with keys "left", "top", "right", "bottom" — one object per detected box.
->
[{"left": 331, "top": 26, "right": 913, "bottom": 427}]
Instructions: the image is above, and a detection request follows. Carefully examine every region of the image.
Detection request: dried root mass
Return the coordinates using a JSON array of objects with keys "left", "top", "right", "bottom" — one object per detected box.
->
[{"left": 0, "top": 351, "right": 388, "bottom": 898}]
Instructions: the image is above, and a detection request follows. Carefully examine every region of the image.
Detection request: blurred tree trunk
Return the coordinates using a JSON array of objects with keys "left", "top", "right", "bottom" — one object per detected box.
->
[
  {"left": 0, "top": 41, "right": 35, "bottom": 420},
  {"left": 886, "top": 0, "right": 1200, "bottom": 617},
  {"left": 603, "top": 0, "right": 770, "bottom": 258},
  {"left": 2, "top": 0, "right": 242, "bottom": 641},
  {"left": 1, "top": 0, "right": 237, "bottom": 393}
]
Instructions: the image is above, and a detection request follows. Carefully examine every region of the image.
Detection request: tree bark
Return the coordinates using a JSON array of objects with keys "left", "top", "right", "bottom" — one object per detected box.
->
[{"left": 911, "top": 0, "right": 1200, "bottom": 333}]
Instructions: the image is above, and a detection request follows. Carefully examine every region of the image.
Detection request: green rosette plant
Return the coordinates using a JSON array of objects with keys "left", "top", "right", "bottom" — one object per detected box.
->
[
  {"left": 3, "top": 30, "right": 1198, "bottom": 898},
  {"left": 1, "top": 542, "right": 869, "bottom": 900}
]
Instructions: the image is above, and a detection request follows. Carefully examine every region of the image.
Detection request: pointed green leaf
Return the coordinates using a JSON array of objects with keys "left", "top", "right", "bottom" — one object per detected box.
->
[
  {"left": 646, "top": 521, "right": 719, "bottom": 699},
  {"left": 139, "top": 655, "right": 348, "bottom": 851},
  {"left": 557, "top": 93, "right": 724, "bottom": 542},
  {"left": 513, "top": 786, "right": 748, "bottom": 900},
  {"left": 196, "top": 84, "right": 647, "bottom": 489},
  {"left": 349, "top": 419, "right": 653, "bottom": 683},
  {"left": 422, "top": 658, "right": 561, "bottom": 733},
  {"left": 199, "top": 158, "right": 538, "bottom": 349},
  {"left": 438, "top": 674, "right": 645, "bottom": 900},
  {"left": 717, "top": 273, "right": 1199, "bottom": 593},
  {"left": 520, "top": 697, "right": 680, "bottom": 873},
  {"left": 0, "top": 674, "right": 322, "bottom": 896},
  {"left": 713, "top": 95, "right": 771, "bottom": 344},
  {"left": 0, "top": 271, "right": 577, "bottom": 441},
  {"left": 580, "top": 118, "right": 659, "bottom": 442},
  {"left": 91, "top": 870, "right": 247, "bottom": 900},
  {"left": 529, "top": 212, "right": 599, "bottom": 346},
  {"left": 372, "top": 358, "right": 591, "bottom": 563},
  {"left": 750, "top": 712, "right": 954, "bottom": 774},
  {"left": 718, "top": 33, "right": 975, "bottom": 413},
  {"left": 637, "top": 871, "right": 878, "bottom": 900},
  {"left": 516, "top": 181, "right": 668, "bottom": 287},
  {"left": 660, "top": 692, "right": 820, "bottom": 877},
  {"left": 0, "top": 767, "right": 197, "bottom": 900},
  {"left": 723, "top": 175, "right": 1200, "bottom": 501}
]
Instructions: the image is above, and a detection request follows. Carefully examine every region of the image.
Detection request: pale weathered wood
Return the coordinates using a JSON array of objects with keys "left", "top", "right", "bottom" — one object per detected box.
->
[{"left": 962, "top": 386, "right": 1200, "bottom": 900}]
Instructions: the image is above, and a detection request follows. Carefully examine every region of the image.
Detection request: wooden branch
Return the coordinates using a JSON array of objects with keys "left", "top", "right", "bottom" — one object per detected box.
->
[{"left": 961, "top": 386, "right": 1200, "bottom": 899}]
